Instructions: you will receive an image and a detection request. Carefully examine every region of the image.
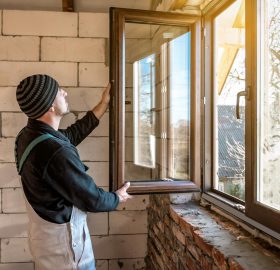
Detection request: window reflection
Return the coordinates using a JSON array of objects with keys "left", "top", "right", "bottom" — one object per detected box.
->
[
  {"left": 124, "top": 22, "right": 190, "bottom": 181},
  {"left": 134, "top": 55, "right": 156, "bottom": 168}
]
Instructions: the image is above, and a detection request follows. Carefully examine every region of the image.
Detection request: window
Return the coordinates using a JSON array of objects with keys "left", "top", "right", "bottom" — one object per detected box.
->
[
  {"left": 256, "top": 0, "right": 280, "bottom": 212},
  {"left": 246, "top": 0, "right": 280, "bottom": 233},
  {"left": 110, "top": 8, "right": 201, "bottom": 193},
  {"left": 110, "top": 0, "right": 280, "bottom": 237},
  {"left": 204, "top": 0, "right": 280, "bottom": 235}
]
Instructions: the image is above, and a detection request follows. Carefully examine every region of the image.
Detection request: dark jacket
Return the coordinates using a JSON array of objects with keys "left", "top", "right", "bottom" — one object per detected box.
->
[{"left": 15, "top": 111, "right": 119, "bottom": 224}]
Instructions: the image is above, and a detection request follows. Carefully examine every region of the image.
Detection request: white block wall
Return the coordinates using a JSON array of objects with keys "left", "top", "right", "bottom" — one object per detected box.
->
[{"left": 0, "top": 10, "right": 148, "bottom": 270}]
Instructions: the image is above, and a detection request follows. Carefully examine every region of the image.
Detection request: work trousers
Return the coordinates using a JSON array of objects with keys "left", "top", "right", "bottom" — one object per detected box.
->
[{"left": 25, "top": 198, "right": 95, "bottom": 270}]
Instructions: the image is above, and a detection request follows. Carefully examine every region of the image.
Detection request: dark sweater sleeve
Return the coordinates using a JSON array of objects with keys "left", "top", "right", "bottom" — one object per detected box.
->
[
  {"left": 43, "top": 146, "right": 119, "bottom": 212},
  {"left": 59, "top": 111, "right": 99, "bottom": 146}
]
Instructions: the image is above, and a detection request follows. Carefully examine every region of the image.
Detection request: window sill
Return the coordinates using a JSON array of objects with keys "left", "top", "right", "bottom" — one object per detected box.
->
[
  {"left": 202, "top": 192, "right": 280, "bottom": 241},
  {"left": 146, "top": 194, "right": 280, "bottom": 270},
  {"left": 169, "top": 201, "right": 280, "bottom": 269}
]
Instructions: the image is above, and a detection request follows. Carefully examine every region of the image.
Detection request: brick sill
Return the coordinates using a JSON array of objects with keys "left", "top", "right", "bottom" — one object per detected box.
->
[{"left": 169, "top": 201, "right": 280, "bottom": 270}]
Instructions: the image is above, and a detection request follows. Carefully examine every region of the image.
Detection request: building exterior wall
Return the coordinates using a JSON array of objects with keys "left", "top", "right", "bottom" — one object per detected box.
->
[{"left": 0, "top": 9, "right": 148, "bottom": 270}]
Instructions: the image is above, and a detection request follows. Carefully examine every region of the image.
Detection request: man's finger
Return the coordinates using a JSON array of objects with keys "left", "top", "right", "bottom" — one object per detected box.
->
[
  {"left": 105, "top": 82, "right": 111, "bottom": 92},
  {"left": 121, "top": 182, "right": 130, "bottom": 191}
]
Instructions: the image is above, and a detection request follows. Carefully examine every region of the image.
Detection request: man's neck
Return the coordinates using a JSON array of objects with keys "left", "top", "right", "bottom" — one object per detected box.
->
[{"left": 36, "top": 114, "right": 61, "bottom": 131}]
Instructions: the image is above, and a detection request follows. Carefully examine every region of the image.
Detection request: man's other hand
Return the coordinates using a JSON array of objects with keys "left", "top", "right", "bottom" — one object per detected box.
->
[{"left": 116, "top": 182, "right": 133, "bottom": 203}]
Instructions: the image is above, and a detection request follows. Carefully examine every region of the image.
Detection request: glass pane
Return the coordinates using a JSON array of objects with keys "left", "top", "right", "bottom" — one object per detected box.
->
[
  {"left": 168, "top": 33, "right": 191, "bottom": 179},
  {"left": 134, "top": 54, "right": 156, "bottom": 168},
  {"left": 124, "top": 22, "right": 190, "bottom": 181},
  {"left": 258, "top": 0, "right": 280, "bottom": 211},
  {"left": 213, "top": 0, "right": 245, "bottom": 200}
]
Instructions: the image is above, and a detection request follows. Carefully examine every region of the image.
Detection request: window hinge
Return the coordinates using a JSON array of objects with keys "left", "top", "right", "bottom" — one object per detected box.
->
[
  {"left": 203, "top": 97, "right": 206, "bottom": 105},
  {"left": 161, "top": 132, "right": 167, "bottom": 139}
]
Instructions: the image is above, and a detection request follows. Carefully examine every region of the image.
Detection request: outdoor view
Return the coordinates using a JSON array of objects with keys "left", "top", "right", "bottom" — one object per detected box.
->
[
  {"left": 134, "top": 54, "right": 156, "bottom": 168},
  {"left": 168, "top": 33, "right": 191, "bottom": 179},
  {"left": 258, "top": 0, "right": 280, "bottom": 211},
  {"left": 214, "top": 0, "right": 245, "bottom": 200}
]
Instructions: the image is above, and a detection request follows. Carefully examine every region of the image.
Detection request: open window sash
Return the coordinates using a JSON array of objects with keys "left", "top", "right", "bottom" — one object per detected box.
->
[{"left": 109, "top": 8, "right": 201, "bottom": 194}]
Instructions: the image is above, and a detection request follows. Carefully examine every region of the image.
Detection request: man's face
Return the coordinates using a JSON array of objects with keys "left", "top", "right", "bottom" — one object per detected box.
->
[{"left": 52, "top": 88, "right": 69, "bottom": 116}]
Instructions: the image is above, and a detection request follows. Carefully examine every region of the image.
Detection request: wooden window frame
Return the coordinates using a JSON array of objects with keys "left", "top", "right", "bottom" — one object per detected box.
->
[
  {"left": 203, "top": 0, "right": 280, "bottom": 235},
  {"left": 109, "top": 8, "right": 201, "bottom": 194},
  {"left": 245, "top": 0, "right": 280, "bottom": 234}
]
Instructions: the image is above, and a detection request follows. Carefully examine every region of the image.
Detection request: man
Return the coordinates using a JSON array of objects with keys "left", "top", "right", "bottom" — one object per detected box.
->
[{"left": 14, "top": 74, "right": 131, "bottom": 270}]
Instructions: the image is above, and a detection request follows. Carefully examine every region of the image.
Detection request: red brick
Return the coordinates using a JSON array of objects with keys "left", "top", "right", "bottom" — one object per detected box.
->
[
  {"left": 164, "top": 226, "right": 173, "bottom": 245},
  {"left": 152, "top": 224, "right": 160, "bottom": 236},
  {"left": 166, "top": 262, "right": 177, "bottom": 270},
  {"left": 162, "top": 251, "right": 173, "bottom": 268},
  {"left": 169, "top": 206, "right": 181, "bottom": 224},
  {"left": 164, "top": 244, "right": 173, "bottom": 258},
  {"left": 172, "top": 225, "right": 186, "bottom": 245},
  {"left": 153, "top": 234, "right": 165, "bottom": 254},
  {"left": 193, "top": 230, "right": 213, "bottom": 256},
  {"left": 185, "top": 253, "right": 199, "bottom": 270},
  {"left": 164, "top": 215, "right": 171, "bottom": 227},
  {"left": 200, "top": 255, "right": 213, "bottom": 270},
  {"left": 212, "top": 248, "right": 227, "bottom": 270},
  {"left": 186, "top": 241, "right": 201, "bottom": 261},
  {"left": 228, "top": 257, "right": 244, "bottom": 270},
  {"left": 149, "top": 242, "right": 165, "bottom": 269},
  {"left": 154, "top": 254, "right": 165, "bottom": 270},
  {"left": 157, "top": 221, "right": 164, "bottom": 232},
  {"left": 179, "top": 217, "right": 195, "bottom": 239}
]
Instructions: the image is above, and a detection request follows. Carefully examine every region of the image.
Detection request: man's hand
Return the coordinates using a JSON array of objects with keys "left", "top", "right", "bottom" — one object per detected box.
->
[
  {"left": 92, "top": 82, "right": 111, "bottom": 119},
  {"left": 116, "top": 182, "right": 133, "bottom": 203},
  {"left": 101, "top": 82, "right": 111, "bottom": 105}
]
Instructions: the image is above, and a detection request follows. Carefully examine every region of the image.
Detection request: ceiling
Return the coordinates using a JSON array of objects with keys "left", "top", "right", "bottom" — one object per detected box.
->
[{"left": 0, "top": 0, "right": 153, "bottom": 13}]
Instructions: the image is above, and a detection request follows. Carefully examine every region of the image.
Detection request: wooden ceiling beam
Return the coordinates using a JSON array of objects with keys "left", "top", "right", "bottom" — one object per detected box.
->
[
  {"left": 62, "top": 0, "right": 74, "bottom": 12},
  {"left": 170, "top": 0, "right": 187, "bottom": 10}
]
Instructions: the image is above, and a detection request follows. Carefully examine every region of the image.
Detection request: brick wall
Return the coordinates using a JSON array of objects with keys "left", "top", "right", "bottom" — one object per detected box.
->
[
  {"left": 0, "top": 10, "right": 147, "bottom": 270},
  {"left": 147, "top": 194, "right": 280, "bottom": 270}
]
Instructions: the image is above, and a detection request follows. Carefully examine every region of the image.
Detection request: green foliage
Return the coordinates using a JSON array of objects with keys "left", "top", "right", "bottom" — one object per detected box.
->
[{"left": 228, "top": 182, "right": 245, "bottom": 200}]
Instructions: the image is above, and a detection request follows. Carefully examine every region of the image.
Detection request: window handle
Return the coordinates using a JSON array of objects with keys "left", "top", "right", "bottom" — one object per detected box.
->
[
  {"left": 236, "top": 86, "right": 250, "bottom": 119},
  {"left": 150, "top": 108, "right": 159, "bottom": 112}
]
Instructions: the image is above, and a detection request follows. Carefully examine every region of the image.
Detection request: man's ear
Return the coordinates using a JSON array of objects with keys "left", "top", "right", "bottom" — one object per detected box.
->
[{"left": 49, "top": 105, "right": 55, "bottom": 112}]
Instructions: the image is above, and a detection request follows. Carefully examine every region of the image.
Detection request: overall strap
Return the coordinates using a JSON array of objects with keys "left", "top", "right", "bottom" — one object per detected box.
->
[{"left": 18, "top": 134, "right": 55, "bottom": 173}]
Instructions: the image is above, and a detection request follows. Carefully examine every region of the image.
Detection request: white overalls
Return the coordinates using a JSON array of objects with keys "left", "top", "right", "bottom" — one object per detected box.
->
[
  {"left": 17, "top": 134, "right": 96, "bottom": 270},
  {"left": 25, "top": 196, "right": 95, "bottom": 270}
]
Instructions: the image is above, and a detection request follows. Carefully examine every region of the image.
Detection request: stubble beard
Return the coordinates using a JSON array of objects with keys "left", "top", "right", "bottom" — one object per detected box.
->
[{"left": 54, "top": 102, "right": 70, "bottom": 116}]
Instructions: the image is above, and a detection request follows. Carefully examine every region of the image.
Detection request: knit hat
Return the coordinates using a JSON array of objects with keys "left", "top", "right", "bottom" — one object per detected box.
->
[{"left": 16, "top": 74, "right": 59, "bottom": 119}]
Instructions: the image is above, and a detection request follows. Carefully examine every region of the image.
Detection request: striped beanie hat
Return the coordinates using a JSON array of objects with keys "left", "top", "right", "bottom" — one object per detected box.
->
[{"left": 16, "top": 74, "right": 59, "bottom": 119}]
